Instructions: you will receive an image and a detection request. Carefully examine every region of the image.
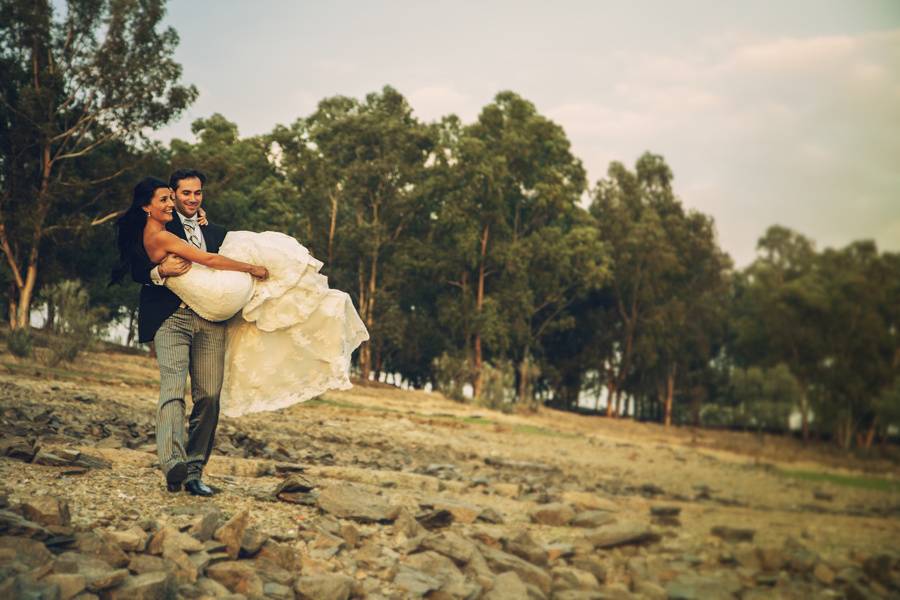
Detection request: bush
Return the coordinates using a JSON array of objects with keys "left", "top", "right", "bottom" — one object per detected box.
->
[
  {"left": 40, "top": 280, "right": 104, "bottom": 366},
  {"left": 6, "top": 328, "right": 33, "bottom": 358},
  {"left": 479, "top": 360, "right": 515, "bottom": 413},
  {"left": 432, "top": 352, "right": 470, "bottom": 402}
]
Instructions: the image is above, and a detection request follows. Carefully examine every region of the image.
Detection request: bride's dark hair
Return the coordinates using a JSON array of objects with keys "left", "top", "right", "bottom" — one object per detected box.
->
[{"left": 110, "top": 177, "right": 170, "bottom": 284}]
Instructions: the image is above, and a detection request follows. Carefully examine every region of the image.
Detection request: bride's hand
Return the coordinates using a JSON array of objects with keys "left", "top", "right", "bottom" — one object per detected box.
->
[
  {"left": 198, "top": 208, "right": 209, "bottom": 226},
  {"left": 250, "top": 266, "right": 269, "bottom": 280}
]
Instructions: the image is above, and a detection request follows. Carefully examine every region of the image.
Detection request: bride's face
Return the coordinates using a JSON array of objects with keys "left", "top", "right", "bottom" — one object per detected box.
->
[{"left": 144, "top": 188, "right": 175, "bottom": 223}]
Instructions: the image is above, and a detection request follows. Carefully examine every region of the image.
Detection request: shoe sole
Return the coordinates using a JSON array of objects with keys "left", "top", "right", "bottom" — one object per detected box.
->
[{"left": 166, "top": 462, "right": 188, "bottom": 486}]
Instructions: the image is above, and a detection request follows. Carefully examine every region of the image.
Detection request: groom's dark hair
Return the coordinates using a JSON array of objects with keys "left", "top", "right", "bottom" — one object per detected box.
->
[{"left": 169, "top": 168, "right": 207, "bottom": 192}]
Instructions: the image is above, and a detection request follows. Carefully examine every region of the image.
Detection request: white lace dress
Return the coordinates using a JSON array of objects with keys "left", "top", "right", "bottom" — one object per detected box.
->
[{"left": 166, "top": 231, "right": 369, "bottom": 417}]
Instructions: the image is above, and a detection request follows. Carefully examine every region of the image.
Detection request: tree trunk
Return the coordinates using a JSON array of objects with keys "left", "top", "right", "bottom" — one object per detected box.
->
[
  {"left": 327, "top": 192, "right": 338, "bottom": 265},
  {"left": 517, "top": 350, "right": 530, "bottom": 406},
  {"left": 472, "top": 224, "right": 489, "bottom": 399},
  {"left": 663, "top": 366, "right": 676, "bottom": 427},
  {"left": 125, "top": 306, "right": 137, "bottom": 346}
]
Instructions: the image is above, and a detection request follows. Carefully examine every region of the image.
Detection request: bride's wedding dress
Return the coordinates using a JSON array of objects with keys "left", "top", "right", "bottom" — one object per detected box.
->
[{"left": 165, "top": 231, "right": 369, "bottom": 417}]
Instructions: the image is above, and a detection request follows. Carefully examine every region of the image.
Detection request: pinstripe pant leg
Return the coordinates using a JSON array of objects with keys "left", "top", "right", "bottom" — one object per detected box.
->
[
  {"left": 154, "top": 308, "right": 192, "bottom": 477},
  {"left": 185, "top": 312, "right": 226, "bottom": 481}
]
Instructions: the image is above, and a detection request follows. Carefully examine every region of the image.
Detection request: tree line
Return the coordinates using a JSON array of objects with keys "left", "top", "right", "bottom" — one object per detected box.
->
[{"left": 2, "top": 0, "right": 897, "bottom": 448}]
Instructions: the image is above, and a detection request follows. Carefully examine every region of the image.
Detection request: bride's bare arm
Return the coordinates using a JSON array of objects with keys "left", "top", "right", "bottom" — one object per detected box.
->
[{"left": 151, "top": 231, "right": 268, "bottom": 279}]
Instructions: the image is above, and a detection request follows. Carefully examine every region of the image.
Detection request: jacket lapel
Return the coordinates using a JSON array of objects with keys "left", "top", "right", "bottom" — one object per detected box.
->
[{"left": 168, "top": 212, "right": 188, "bottom": 242}]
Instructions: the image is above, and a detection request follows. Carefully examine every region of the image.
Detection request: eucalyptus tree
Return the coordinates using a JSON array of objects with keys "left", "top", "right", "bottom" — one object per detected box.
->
[{"left": 0, "top": 0, "right": 195, "bottom": 328}]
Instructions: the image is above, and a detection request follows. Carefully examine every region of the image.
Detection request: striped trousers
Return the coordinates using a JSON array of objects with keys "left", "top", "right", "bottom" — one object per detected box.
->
[{"left": 153, "top": 307, "right": 226, "bottom": 482}]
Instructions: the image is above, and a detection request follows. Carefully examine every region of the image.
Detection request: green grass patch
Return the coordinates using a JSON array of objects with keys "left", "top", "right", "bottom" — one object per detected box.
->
[{"left": 778, "top": 468, "right": 900, "bottom": 493}]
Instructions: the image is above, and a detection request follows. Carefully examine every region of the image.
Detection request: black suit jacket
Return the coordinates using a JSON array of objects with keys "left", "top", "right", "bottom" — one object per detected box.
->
[{"left": 131, "top": 213, "right": 227, "bottom": 343}]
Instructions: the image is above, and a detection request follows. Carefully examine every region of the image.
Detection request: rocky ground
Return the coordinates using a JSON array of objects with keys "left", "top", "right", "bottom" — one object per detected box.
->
[{"left": 0, "top": 348, "right": 898, "bottom": 599}]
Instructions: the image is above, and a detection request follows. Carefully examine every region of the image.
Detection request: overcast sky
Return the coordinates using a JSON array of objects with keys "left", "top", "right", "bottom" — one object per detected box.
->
[{"left": 154, "top": 0, "right": 900, "bottom": 267}]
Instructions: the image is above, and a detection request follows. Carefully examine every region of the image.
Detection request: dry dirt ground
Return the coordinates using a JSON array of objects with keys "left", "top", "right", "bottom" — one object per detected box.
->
[{"left": 0, "top": 347, "right": 898, "bottom": 599}]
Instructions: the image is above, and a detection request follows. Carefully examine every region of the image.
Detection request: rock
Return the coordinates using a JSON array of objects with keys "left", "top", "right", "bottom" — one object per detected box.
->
[
  {"left": 42, "top": 573, "right": 86, "bottom": 600},
  {"left": 570, "top": 510, "right": 616, "bottom": 528},
  {"left": 560, "top": 491, "right": 618, "bottom": 513},
  {"left": 73, "top": 532, "right": 129, "bottom": 567},
  {"left": 415, "top": 509, "right": 454, "bottom": 530},
  {"left": 479, "top": 544, "right": 552, "bottom": 594},
  {"left": 239, "top": 526, "right": 268, "bottom": 557},
  {"left": 545, "top": 543, "right": 576, "bottom": 562},
  {"left": 103, "top": 527, "right": 147, "bottom": 552},
  {"left": 569, "top": 556, "right": 607, "bottom": 584},
  {"left": 206, "top": 560, "right": 264, "bottom": 597},
  {"left": 256, "top": 540, "right": 301, "bottom": 572},
  {"left": 196, "top": 577, "right": 231, "bottom": 597},
  {"left": 163, "top": 548, "right": 199, "bottom": 584},
  {"left": 167, "top": 505, "right": 222, "bottom": 542},
  {"left": 493, "top": 483, "right": 520, "bottom": 498},
  {"left": 478, "top": 507, "right": 505, "bottom": 524},
  {"left": 0, "top": 510, "right": 52, "bottom": 539},
  {"left": 634, "top": 580, "right": 667, "bottom": 600},
  {"left": 419, "top": 531, "right": 477, "bottom": 565},
  {"left": 585, "top": 521, "right": 658, "bottom": 549},
  {"left": 813, "top": 490, "right": 834, "bottom": 501},
  {"left": 814, "top": 562, "right": 836, "bottom": 585},
  {"left": 757, "top": 546, "right": 784, "bottom": 572},
  {"left": 551, "top": 566, "right": 600, "bottom": 592},
  {"left": 316, "top": 483, "right": 399, "bottom": 523},
  {"left": 339, "top": 523, "right": 359, "bottom": 548},
  {"left": 128, "top": 555, "right": 167, "bottom": 575},
  {"left": 393, "top": 508, "right": 425, "bottom": 538},
  {"left": 214, "top": 510, "right": 249, "bottom": 559},
  {"left": 529, "top": 503, "right": 575, "bottom": 526},
  {"left": 147, "top": 526, "right": 204, "bottom": 556},
  {"left": 0, "top": 573, "right": 59, "bottom": 600},
  {"left": 504, "top": 531, "right": 547, "bottom": 567},
  {"left": 0, "top": 535, "right": 53, "bottom": 568},
  {"left": 0, "top": 436, "right": 38, "bottom": 461},
  {"left": 21, "top": 496, "right": 71, "bottom": 527},
  {"left": 665, "top": 572, "right": 742, "bottom": 600},
  {"left": 54, "top": 552, "right": 129, "bottom": 592},
  {"left": 263, "top": 581, "right": 294, "bottom": 599},
  {"left": 294, "top": 573, "right": 353, "bottom": 600},
  {"left": 710, "top": 526, "right": 755, "bottom": 543},
  {"left": 420, "top": 498, "right": 483, "bottom": 524},
  {"left": 106, "top": 572, "right": 176, "bottom": 600},
  {"left": 483, "top": 571, "right": 529, "bottom": 600},
  {"left": 403, "top": 550, "right": 479, "bottom": 598},
  {"left": 392, "top": 564, "right": 442, "bottom": 597},
  {"left": 274, "top": 474, "right": 315, "bottom": 499},
  {"left": 650, "top": 505, "right": 681, "bottom": 517}
]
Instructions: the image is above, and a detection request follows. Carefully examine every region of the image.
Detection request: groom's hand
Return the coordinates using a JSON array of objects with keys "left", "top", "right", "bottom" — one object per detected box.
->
[{"left": 159, "top": 254, "right": 191, "bottom": 278}]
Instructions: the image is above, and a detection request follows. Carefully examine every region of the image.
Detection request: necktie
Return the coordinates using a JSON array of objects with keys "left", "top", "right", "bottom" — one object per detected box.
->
[{"left": 183, "top": 219, "right": 201, "bottom": 249}]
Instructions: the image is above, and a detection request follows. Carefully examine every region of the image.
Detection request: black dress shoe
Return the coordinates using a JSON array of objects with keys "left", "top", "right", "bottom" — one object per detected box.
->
[
  {"left": 184, "top": 480, "right": 215, "bottom": 497},
  {"left": 166, "top": 462, "right": 188, "bottom": 493}
]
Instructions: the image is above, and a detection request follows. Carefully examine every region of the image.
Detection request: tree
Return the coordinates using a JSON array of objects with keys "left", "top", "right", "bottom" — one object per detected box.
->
[{"left": 0, "top": 0, "right": 195, "bottom": 328}]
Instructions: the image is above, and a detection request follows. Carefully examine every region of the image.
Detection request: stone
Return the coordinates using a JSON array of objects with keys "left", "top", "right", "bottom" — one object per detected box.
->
[
  {"left": 54, "top": 552, "right": 129, "bottom": 592},
  {"left": 757, "top": 546, "right": 785, "bottom": 572},
  {"left": 504, "top": 530, "right": 547, "bottom": 567},
  {"left": 239, "top": 526, "right": 268, "bottom": 557},
  {"left": 73, "top": 532, "right": 129, "bottom": 567},
  {"left": 403, "top": 550, "right": 478, "bottom": 598},
  {"left": 479, "top": 544, "right": 552, "bottom": 594},
  {"left": 206, "top": 560, "right": 264, "bottom": 597},
  {"left": 127, "top": 555, "right": 167, "bottom": 575},
  {"left": 493, "top": 483, "right": 520, "bottom": 498},
  {"left": 196, "top": 577, "right": 230, "bottom": 597},
  {"left": 421, "top": 498, "right": 483, "bottom": 524},
  {"left": 147, "top": 526, "right": 204, "bottom": 556},
  {"left": 263, "top": 581, "right": 294, "bottom": 599},
  {"left": 392, "top": 564, "right": 442, "bottom": 597},
  {"left": 483, "top": 571, "right": 529, "bottom": 600},
  {"left": 419, "top": 531, "right": 477, "bottom": 565},
  {"left": 0, "top": 573, "right": 59, "bottom": 600},
  {"left": 339, "top": 523, "right": 359, "bottom": 548},
  {"left": 274, "top": 474, "right": 315, "bottom": 497},
  {"left": 393, "top": 508, "right": 425, "bottom": 538},
  {"left": 814, "top": 562, "right": 836, "bottom": 585},
  {"left": 214, "top": 510, "right": 249, "bottom": 559},
  {"left": 21, "top": 496, "right": 71, "bottom": 527},
  {"left": 42, "top": 573, "right": 86, "bottom": 600},
  {"left": 551, "top": 566, "right": 600, "bottom": 591},
  {"left": 478, "top": 507, "right": 505, "bottom": 524},
  {"left": 710, "top": 526, "right": 755, "bottom": 543},
  {"left": 585, "top": 521, "right": 658, "bottom": 549},
  {"left": 530, "top": 502, "right": 575, "bottom": 526},
  {"left": 569, "top": 555, "right": 607, "bottom": 583},
  {"left": 0, "top": 511, "right": 52, "bottom": 539},
  {"left": 294, "top": 573, "right": 354, "bottom": 600},
  {"left": 650, "top": 506, "right": 681, "bottom": 517},
  {"left": 256, "top": 540, "right": 301, "bottom": 572},
  {"left": 106, "top": 572, "right": 176, "bottom": 600},
  {"left": 415, "top": 509, "right": 454, "bottom": 530},
  {"left": 665, "top": 572, "right": 742, "bottom": 600},
  {"left": 316, "top": 483, "right": 399, "bottom": 523},
  {"left": 560, "top": 491, "right": 618, "bottom": 512},
  {"left": 103, "top": 527, "right": 147, "bottom": 552},
  {"left": 0, "top": 436, "right": 38, "bottom": 461},
  {"left": 0, "top": 535, "right": 53, "bottom": 568},
  {"left": 570, "top": 510, "right": 616, "bottom": 528}
]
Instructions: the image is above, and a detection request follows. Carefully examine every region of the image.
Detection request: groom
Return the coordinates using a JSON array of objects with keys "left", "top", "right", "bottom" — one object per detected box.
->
[{"left": 132, "top": 168, "right": 227, "bottom": 496}]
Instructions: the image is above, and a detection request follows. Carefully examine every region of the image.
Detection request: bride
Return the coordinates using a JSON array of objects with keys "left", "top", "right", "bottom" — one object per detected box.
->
[{"left": 113, "top": 176, "right": 369, "bottom": 417}]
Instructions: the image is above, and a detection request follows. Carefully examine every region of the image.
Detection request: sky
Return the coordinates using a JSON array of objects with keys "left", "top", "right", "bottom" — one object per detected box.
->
[{"left": 154, "top": 0, "right": 900, "bottom": 267}]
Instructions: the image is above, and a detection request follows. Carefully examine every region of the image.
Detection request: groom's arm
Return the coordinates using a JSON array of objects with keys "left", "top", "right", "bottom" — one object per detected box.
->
[{"left": 131, "top": 251, "right": 190, "bottom": 286}]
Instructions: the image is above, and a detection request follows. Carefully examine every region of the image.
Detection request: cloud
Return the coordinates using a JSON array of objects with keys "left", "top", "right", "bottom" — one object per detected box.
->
[{"left": 546, "top": 28, "right": 900, "bottom": 266}]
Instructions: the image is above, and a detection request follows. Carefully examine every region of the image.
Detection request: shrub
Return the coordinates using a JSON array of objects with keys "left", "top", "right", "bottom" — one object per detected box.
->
[
  {"left": 40, "top": 280, "right": 104, "bottom": 366},
  {"left": 479, "top": 360, "right": 515, "bottom": 413},
  {"left": 6, "top": 328, "right": 33, "bottom": 358},
  {"left": 432, "top": 352, "right": 470, "bottom": 402}
]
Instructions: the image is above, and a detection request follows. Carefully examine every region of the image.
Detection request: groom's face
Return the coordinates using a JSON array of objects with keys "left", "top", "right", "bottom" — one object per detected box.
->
[{"left": 173, "top": 177, "right": 204, "bottom": 218}]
